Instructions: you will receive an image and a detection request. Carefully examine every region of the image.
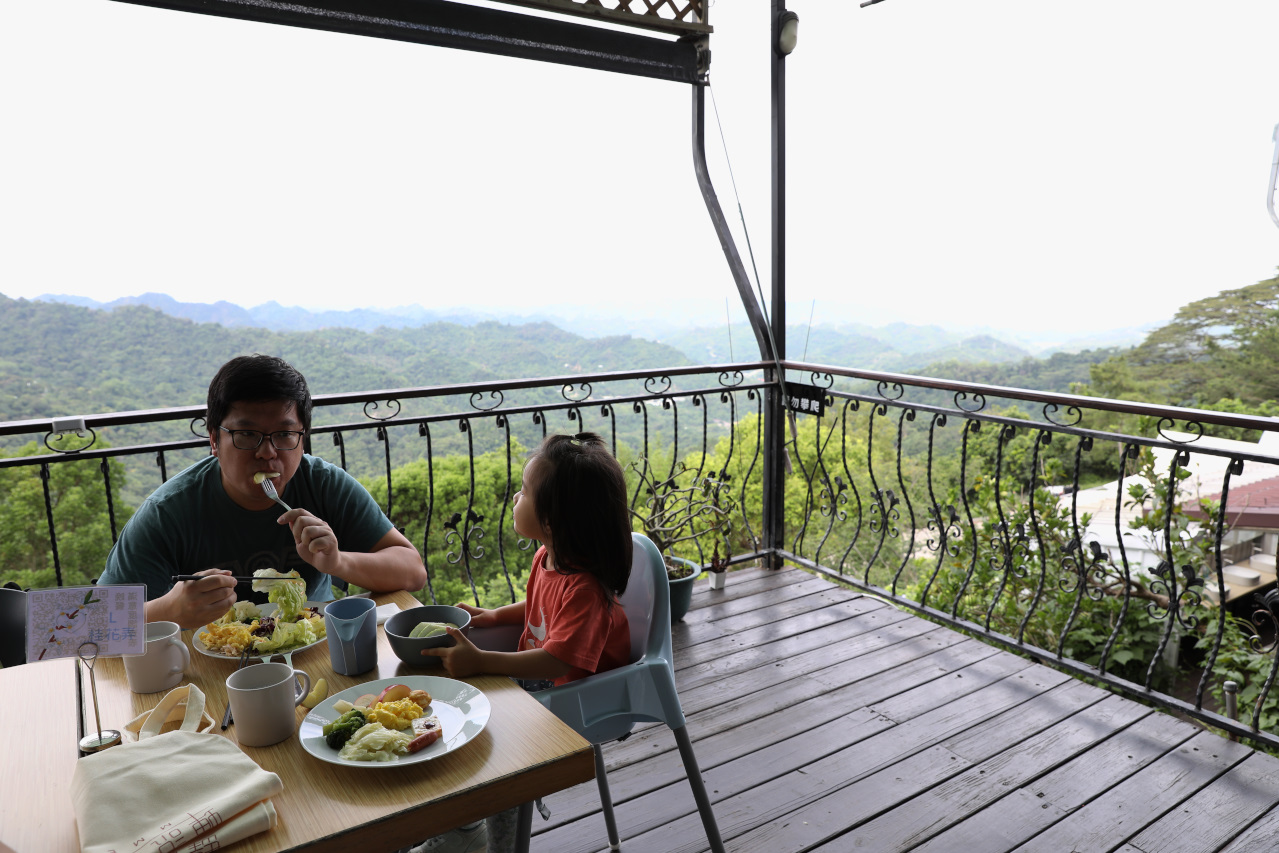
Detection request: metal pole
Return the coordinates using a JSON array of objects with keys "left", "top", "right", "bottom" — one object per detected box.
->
[
  {"left": 1224, "top": 680, "right": 1239, "bottom": 741},
  {"left": 762, "top": 0, "right": 789, "bottom": 569}
]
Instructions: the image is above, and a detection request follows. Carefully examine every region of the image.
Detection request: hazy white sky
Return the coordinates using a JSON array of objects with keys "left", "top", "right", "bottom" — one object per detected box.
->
[{"left": 2, "top": 1, "right": 1277, "bottom": 334}]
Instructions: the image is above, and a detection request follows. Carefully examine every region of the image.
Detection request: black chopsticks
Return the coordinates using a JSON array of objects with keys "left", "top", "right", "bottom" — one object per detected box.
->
[{"left": 170, "top": 575, "right": 298, "bottom": 584}]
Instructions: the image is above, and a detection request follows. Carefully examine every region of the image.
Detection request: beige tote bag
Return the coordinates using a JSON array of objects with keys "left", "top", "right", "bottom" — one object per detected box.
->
[{"left": 70, "top": 684, "right": 284, "bottom": 853}]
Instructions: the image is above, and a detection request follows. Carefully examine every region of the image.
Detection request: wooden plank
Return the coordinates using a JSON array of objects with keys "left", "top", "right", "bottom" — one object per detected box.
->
[
  {"left": 744, "top": 682, "right": 1144, "bottom": 853},
  {"left": 674, "top": 600, "right": 912, "bottom": 690},
  {"left": 845, "top": 685, "right": 1135, "bottom": 851},
  {"left": 676, "top": 613, "right": 948, "bottom": 717},
  {"left": 869, "top": 650, "right": 1038, "bottom": 722},
  {"left": 745, "top": 744, "right": 981, "bottom": 853},
  {"left": 689, "top": 566, "right": 805, "bottom": 603},
  {"left": 607, "top": 626, "right": 979, "bottom": 772},
  {"left": 542, "top": 635, "right": 999, "bottom": 832},
  {"left": 1127, "top": 751, "right": 1279, "bottom": 852},
  {"left": 1216, "top": 804, "right": 1279, "bottom": 852},
  {"left": 621, "top": 662, "right": 1072, "bottom": 853},
  {"left": 908, "top": 707, "right": 1202, "bottom": 853},
  {"left": 1011, "top": 730, "right": 1254, "bottom": 853},
  {"left": 684, "top": 574, "right": 846, "bottom": 623},
  {"left": 533, "top": 570, "right": 1279, "bottom": 853},
  {"left": 538, "top": 636, "right": 1024, "bottom": 851},
  {"left": 674, "top": 594, "right": 893, "bottom": 672},
  {"left": 537, "top": 707, "right": 899, "bottom": 853},
  {"left": 674, "top": 582, "right": 869, "bottom": 646}
]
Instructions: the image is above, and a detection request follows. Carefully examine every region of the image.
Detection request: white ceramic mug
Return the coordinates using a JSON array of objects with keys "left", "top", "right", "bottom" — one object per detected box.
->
[
  {"left": 122, "top": 621, "right": 190, "bottom": 693},
  {"left": 227, "top": 662, "right": 312, "bottom": 747}
]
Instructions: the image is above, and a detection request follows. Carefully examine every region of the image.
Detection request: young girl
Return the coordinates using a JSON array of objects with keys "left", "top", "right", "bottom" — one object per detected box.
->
[{"left": 414, "top": 432, "right": 633, "bottom": 853}]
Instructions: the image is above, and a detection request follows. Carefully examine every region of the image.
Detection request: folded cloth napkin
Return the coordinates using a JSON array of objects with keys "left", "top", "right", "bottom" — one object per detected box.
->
[{"left": 71, "top": 684, "right": 283, "bottom": 853}]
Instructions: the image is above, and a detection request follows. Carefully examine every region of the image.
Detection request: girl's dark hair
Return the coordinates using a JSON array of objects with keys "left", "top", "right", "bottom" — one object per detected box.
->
[
  {"left": 529, "top": 432, "right": 632, "bottom": 598},
  {"left": 206, "top": 354, "right": 313, "bottom": 436}
]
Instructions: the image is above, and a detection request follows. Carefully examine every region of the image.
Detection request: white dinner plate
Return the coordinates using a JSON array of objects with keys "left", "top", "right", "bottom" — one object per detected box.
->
[
  {"left": 192, "top": 601, "right": 328, "bottom": 662},
  {"left": 299, "top": 676, "right": 491, "bottom": 768}
]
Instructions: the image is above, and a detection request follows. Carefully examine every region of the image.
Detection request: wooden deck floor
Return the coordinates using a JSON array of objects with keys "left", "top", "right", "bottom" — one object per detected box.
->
[{"left": 529, "top": 565, "right": 1279, "bottom": 853}]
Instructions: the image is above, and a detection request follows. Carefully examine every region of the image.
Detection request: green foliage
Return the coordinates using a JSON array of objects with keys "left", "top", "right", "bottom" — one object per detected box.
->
[
  {"left": 0, "top": 442, "right": 133, "bottom": 590},
  {"left": 908, "top": 466, "right": 1170, "bottom": 685},
  {"left": 1195, "top": 612, "right": 1279, "bottom": 734},
  {"left": 359, "top": 443, "right": 531, "bottom": 609},
  {"left": 1085, "top": 271, "right": 1279, "bottom": 411}
]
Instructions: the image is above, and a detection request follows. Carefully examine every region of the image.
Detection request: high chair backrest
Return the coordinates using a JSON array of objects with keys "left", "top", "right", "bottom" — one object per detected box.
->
[
  {"left": 533, "top": 533, "right": 685, "bottom": 744},
  {"left": 616, "top": 532, "right": 670, "bottom": 665}
]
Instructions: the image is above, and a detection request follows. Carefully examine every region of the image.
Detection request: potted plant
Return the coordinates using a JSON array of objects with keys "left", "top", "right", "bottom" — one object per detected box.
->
[
  {"left": 707, "top": 544, "right": 729, "bottom": 591},
  {"left": 627, "top": 461, "right": 737, "bottom": 621}
]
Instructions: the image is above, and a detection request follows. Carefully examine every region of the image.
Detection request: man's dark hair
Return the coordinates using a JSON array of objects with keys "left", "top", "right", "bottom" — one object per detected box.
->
[
  {"left": 529, "top": 432, "right": 632, "bottom": 598},
  {"left": 206, "top": 355, "right": 313, "bottom": 438}
]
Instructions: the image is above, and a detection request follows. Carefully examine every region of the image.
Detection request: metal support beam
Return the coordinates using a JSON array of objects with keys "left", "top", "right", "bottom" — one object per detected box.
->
[
  {"left": 761, "top": 0, "right": 789, "bottom": 569},
  {"left": 109, "top": 0, "right": 702, "bottom": 83},
  {"left": 690, "top": 83, "right": 775, "bottom": 363}
]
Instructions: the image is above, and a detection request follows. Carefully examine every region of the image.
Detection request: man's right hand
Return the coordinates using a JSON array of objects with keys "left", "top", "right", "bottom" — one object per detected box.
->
[{"left": 149, "top": 569, "right": 238, "bottom": 629}]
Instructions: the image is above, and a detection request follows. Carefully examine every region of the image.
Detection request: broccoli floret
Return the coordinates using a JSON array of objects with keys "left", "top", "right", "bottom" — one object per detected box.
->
[{"left": 322, "top": 708, "right": 366, "bottom": 750}]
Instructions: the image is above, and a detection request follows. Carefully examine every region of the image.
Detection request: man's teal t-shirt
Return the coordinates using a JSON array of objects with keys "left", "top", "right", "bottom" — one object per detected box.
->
[{"left": 98, "top": 454, "right": 392, "bottom": 602}]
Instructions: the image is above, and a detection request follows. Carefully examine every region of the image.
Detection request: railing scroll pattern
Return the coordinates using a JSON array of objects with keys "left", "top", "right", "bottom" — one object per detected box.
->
[{"left": 776, "top": 360, "right": 1279, "bottom": 749}]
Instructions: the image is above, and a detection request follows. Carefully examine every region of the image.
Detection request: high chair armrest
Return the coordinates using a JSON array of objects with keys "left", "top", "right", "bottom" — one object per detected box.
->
[{"left": 467, "top": 624, "right": 524, "bottom": 653}]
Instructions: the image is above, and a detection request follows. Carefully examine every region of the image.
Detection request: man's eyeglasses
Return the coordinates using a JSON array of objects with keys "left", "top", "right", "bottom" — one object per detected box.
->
[{"left": 217, "top": 427, "right": 305, "bottom": 451}]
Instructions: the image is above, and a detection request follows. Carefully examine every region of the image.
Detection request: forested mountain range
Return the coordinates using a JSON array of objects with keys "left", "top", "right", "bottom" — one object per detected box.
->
[
  {"left": 31, "top": 291, "right": 1149, "bottom": 380},
  {"left": 2, "top": 292, "right": 1140, "bottom": 432},
  {"left": 0, "top": 294, "right": 688, "bottom": 423}
]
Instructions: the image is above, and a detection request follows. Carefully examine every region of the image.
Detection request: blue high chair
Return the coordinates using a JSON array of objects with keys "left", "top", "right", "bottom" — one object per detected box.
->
[{"left": 471, "top": 533, "right": 725, "bottom": 852}]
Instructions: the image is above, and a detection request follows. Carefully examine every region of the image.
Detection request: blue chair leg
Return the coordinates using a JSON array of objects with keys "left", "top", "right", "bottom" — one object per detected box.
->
[
  {"left": 672, "top": 725, "right": 726, "bottom": 853},
  {"left": 593, "top": 744, "right": 622, "bottom": 850}
]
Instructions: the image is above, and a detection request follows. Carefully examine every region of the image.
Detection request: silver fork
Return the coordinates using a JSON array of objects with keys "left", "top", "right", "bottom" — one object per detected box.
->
[{"left": 261, "top": 477, "right": 292, "bottom": 512}]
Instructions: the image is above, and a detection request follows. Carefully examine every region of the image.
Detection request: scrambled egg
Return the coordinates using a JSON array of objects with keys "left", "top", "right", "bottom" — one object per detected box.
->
[
  {"left": 198, "top": 622, "right": 254, "bottom": 656},
  {"left": 364, "top": 698, "right": 425, "bottom": 731}
]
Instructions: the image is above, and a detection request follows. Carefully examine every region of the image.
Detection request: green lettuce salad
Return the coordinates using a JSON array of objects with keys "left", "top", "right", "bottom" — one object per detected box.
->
[
  {"left": 254, "top": 568, "right": 307, "bottom": 622},
  {"left": 247, "top": 569, "right": 324, "bottom": 652}
]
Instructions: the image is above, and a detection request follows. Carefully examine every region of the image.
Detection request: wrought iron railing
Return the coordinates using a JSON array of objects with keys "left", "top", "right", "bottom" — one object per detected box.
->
[
  {"left": 0, "top": 364, "right": 771, "bottom": 599},
  {"left": 778, "top": 361, "right": 1279, "bottom": 749},
  {"left": 5, "top": 360, "right": 1279, "bottom": 748}
]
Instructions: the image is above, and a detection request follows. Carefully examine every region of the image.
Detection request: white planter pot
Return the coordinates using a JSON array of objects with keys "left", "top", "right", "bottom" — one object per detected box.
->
[{"left": 709, "top": 572, "right": 726, "bottom": 590}]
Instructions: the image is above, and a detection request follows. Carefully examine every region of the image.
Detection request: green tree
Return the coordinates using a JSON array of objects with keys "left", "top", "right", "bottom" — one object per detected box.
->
[
  {"left": 360, "top": 442, "right": 531, "bottom": 609},
  {"left": 0, "top": 443, "right": 133, "bottom": 590},
  {"left": 1086, "top": 272, "right": 1279, "bottom": 409},
  {"left": 909, "top": 461, "right": 1169, "bottom": 685}
]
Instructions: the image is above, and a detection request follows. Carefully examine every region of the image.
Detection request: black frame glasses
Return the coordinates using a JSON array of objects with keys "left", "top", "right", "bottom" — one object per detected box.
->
[{"left": 217, "top": 427, "right": 305, "bottom": 451}]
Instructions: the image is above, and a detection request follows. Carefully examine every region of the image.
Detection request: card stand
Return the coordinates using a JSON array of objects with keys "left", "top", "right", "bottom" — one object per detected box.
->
[{"left": 77, "top": 642, "right": 121, "bottom": 756}]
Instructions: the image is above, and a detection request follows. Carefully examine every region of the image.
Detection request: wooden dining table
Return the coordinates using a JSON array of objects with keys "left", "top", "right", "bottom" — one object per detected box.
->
[{"left": 0, "top": 590, "right": 595, "bottom": 853}]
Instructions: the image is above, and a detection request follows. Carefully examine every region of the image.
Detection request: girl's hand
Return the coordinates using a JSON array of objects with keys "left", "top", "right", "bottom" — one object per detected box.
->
[
  {"left": 455, "top": 602, "right": 497, "bottom": 629},
  {"left": 421, "top": 627, "right": 483, "bottom": 678}
]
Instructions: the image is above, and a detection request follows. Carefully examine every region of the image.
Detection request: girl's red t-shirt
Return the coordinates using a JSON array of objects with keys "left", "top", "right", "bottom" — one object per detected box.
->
[{"left": 518, "top": 546, "right": 632, "bottom": 686}]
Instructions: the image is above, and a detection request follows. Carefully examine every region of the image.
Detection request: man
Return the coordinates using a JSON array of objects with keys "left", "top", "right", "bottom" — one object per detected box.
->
[{"left": 99, "top": 355, "right": 426, "bottom": 628}]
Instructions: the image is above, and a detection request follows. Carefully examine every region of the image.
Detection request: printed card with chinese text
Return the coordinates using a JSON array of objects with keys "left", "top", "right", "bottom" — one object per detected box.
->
[{"left": 26, "top": 584, "right": 146, "bottom": 662}]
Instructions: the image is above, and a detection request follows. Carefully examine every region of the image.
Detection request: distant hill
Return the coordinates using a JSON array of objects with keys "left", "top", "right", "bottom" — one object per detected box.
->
[
  {"left": 32, "top": 292, "right": 1153, "bottom": 363},
  {"left": 34, "top": 292, "right": 496, "bottom": 333},
  {"left": 0, "top": 295, "right": 689, "bottom": 424}
]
